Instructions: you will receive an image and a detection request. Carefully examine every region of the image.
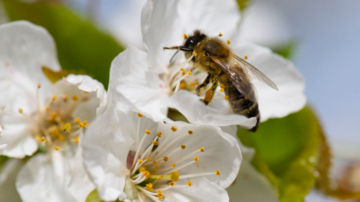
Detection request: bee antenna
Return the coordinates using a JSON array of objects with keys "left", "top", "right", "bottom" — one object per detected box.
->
[{"left": 163, "top": 46, "right": 193, "bottom": 52}]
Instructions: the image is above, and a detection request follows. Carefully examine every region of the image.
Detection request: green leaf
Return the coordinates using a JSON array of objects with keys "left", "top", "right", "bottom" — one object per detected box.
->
[
  {"left": 3, "top": 0, "right": 124, "bottom": 88},
  {"left": 0, "top": 156, "right": 8, "bottom": 169},
  {"left": 238, "top": 107, "right": 324, "bottom": 202},
  {"left": 236, "top": 0, "right": 251, "bottom": 11},
  {"left": 86, "top": 190, "right": 104, "bottom": 202}
]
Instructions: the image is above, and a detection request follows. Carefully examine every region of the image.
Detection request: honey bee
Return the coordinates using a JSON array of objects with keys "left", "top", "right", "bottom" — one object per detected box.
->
[{"left": 163, "top": 30, "right": 278, "bottom": 131}]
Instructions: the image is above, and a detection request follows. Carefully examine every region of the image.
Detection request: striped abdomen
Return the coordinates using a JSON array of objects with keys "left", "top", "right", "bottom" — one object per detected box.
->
[{"left": 222, "top": 81, "right": 260, "bottom": 131}]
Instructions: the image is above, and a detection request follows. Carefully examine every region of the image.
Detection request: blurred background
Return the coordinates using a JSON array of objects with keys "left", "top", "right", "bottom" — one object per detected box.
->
[{"left": 0, "top": 0, "right": 359, "bottom": 201}]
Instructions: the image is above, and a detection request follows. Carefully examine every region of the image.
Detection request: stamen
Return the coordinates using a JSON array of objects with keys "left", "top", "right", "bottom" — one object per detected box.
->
[
  {"left": 188, "top": 130, "right": 193, "bottom": 135},
  {"left": 168, "top": 181, "right": 175, "bottom": 186},
  {"left": 153, "top": 160, "right": 157, "bottom": 165},
  {"left": 183, "top": 34, "right": 188, "bottom": 39},
  {"left": 187, "top": 181, "right": 192, "bottom": 187},
  {"left": 170, "top": 171, "right": 179, "bottom": 181},
  {"left": 187, "top": 71, "right": 192, "bottom": 76},
  {"left": 171, "top": 126, "right": 177, "bottom": 132},
  {"left": 145, "top": 129, "right": 151, "bottom": 135},
  {"left": 244, "top": 55, "right": 248, "bottom": 59},
  {"left": 157, "top": 190, "right": 163, "bottom": 200},
  {"left": 74, "top": 117, "right": 80, "bottom": 123},
  {"left": 192, "top": 51, "right": 197, "bottom": 57},
  {"left": 153, "top": 141, "right": 159, "bottom": 145},
  {"left": 72, "top": 95, "right": 78, "bottom": 101},
  {"left": 138, "top": 112, "right": 143, "bottom": 118},
  {"left": 171, "top": 163, "right": 176, "bottom": 168},
  {"left": 180, "top": 145, "right": 186, "bottom": 150},
  {"left": 226, "top": 40, "right": 231, "bottom": 45},
  {"left": 163, "top": 156, "right": 169, "bottom": 161},
  {"left": 224, "top": 96, "right": 229, "bottom": 100},
  {"left": 37, "top": 83, "right": 41, "bottom": 88},
  {"left": 78, "top": 123, "right": 85, "bottom": 128},
  {"left": 59, "top": 135, "right": 65, "bottom": 141},
  {"left": 138, "top": 159, "right": 143, "bottom": 164},
  {"left": 220, "top": 88, "right": 224, "bottom": 92},
  {"left": 55, "top": 146, "right": 60, "bottom": 151},
  {"left": 178, "top": 172, "right": 217, "bottom": 180},
  {"left": 155, "top": 165, "right": 160, "bottom": 170},
  {"left": 157, "top": 132, "right": 162, "bottom": 138},
  {"left": 146, "top": 183, "right": 153, "bottom": 192},
  {"left": 63, "top": 123, "right": 71, "bottom": 133},
  {"left": 45, "top": 106, "right": 50, "bottom": 111},
  {"left": 146, "top": 157, "right": 152, "bottom": 161},
  {"left": 18, "top": 108, "right": 23, "bottom": 113},
  {"left": 219, "top": 32, "right": 223, "bottom": 37},
  {"left": 73, "top": 137, "right": 79, "bottom": 142},
  {"left": 52, "top": 96, "right": 57, "bottom": 101},
  {"left": 200, "top": 147, "right": 205, "bottom": 152},
  {"left": 63, "top": 95, "right": 68, "bottom": 102},
  {"left": 194, "top": 156, "right": 199, "bottom": 162},
  {"left": 216, "top": 170, "right": 221, "bottom": 176}
]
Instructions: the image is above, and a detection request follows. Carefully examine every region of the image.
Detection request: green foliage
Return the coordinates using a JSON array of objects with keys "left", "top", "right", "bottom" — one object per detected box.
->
[
  {"left": 86, "top": 190, "right": 104, "bottom": 202},
  {"left": 238, "top": 107, "right": 325, "bottom": 202},
  {"left": 0, "top": 156, "right": 8, "bottom": 169},
  {"left": 3, "top": 0, "right": 124, "bottom": 88},
  {"left": 236, "top": 0, "right": 251, "bottom": 11},
  {"left": 272, "top": 42, "right": 296, "bottom": 60}
]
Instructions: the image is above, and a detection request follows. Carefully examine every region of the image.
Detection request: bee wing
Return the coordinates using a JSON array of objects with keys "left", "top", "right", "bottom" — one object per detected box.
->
[
  {"left": 233, "top": 54, "right": 279, "bottom": 91},
  {"left": 210, "top": 57, "right": 256, "bottom": 102}
]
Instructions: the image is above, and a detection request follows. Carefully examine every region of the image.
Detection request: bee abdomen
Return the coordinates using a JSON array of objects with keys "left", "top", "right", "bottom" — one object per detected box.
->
[{"left": 224, "top": 85, "right": 260, "bottom": 131}]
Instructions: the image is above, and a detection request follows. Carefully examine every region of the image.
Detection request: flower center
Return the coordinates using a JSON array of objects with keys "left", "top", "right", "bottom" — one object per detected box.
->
[{"left": 124, "top": 113, "right": 220, "bottom": 201}]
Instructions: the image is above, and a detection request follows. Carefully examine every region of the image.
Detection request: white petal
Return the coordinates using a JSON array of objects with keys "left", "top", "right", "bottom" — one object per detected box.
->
[
  {"left": 16, "top": 154, "right": 77, "bottom": 202},
  {"left": 157, "top": 122, "right": 242, "bottom": 189},
  {"left": 0, "top": 114, "right": 37, "bottom": 158},
  {"left": 0, "top": 159, "right": 24, "bottom": 202},
  {"left": 141, "top": 0, "right": 183, "bottom": 72},
  {"left": 110, "top": 46, "right": 168, "bottom": 122},
  {"left": 82, "top": 107, "right": 133, "bottom": 201},
  {"left": 166, "top": 91, "right": 257, "bottom": 128},
  {"left": 0, "top": 21, "right": 61, "bottom": 97},
  {"left": 64, "top": 74, "right": 107, "bottom": 116},
  {"left": 227, "top": 160, "right": 278, "bottom": 202},
  {"left": 163, "top": 178, "right": 229, "bottom": 202},
  {"left": 232, "top": 42, "right": 306, "bottom": 122},
  {"left": 68, "top": 134, "right": 95, "bottom": 202}
]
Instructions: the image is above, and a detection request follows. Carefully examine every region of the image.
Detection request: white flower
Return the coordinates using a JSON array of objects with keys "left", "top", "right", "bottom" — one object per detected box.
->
[
  {"left": 0, "top": 21, "right": 104, "bottom": 202},
  {"left": 112, "top": 0, "right": 306, "bottom": 129},
  {"left": 82, "top": 106, "right": 242, "bottom": 202}
]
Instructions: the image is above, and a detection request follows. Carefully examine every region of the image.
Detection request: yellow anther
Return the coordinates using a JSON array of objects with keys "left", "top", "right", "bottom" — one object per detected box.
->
[
  {"left": 143, "top": 171, "right": 150, "bottom": 178},
  {"left": 55, "top": 146, "right": 60, "bottom": 151},
  {"left": 72, "top": 95, "right": 78, "bottom": 101},
  {"left": 63, "top": 123, "right": 71, "bottom": 133},
  {"left": 226, "top": 40, "right": 231, "bottom": 45},
  {"left": 180, "top": 145, "right": 186, "bottom": 150},
  {"left": 169, "top": 181, "right": 175, "bottom": 186},
  {"left": 194, "top": 156, "right": 199, "bottom": 162},
  {"left": 183, "top": 34, "right": 188, "bottom": 39},
  {"left": 145, "top": 129, "right": 151, "bottom": 135},
  {"left": 59, "top": 135, "right": 65, "bottom": 141},
  {"left": 146, "top": 183, "right": 153, "bottom": 192},
  {"left": 219, "top": 32, "right": 223, "bottom": 37},
  {"left": 220, "top": 88, "right": 224, "bottom": 92},
  {"left": 157, "top": 190, "right": 162, "bottom": 195},
  {"left": 138, "top": 112, "right": 143, "bottom": 118},
  {"left": 83, "top": 91, "right": 89, "bottom": 94},
  {"left": 180, "top": 68, "right": 185, "bottom": 72},
  {"left": 45, "top": 106, "right": 50, "bottom": 111},
  {"left": 163, "top": 156, "right": 169, "bottom": 161},
  {"left": 157, "top": 131, "right": 162, "bottom": 138},
  {"left": 200, "top": 147, "right": 205, "bottom": 152},
  {"left": 138, "top": 159, "right": 143, "bottom": 164},
  {"left": 187, "top": 71, "right": 192, "bottom": 76},
  {"left": 180, "top": 81, "right": 186, "bottom": 89},
  {"left": 188, "top": 130, "right": 193, "bottom": 135},
  {"left": 63, "top": 95, "right": 68, "bottom": 102},
  {"left": 157, "top": 190, "right": 163, "bottom": 200},
  {"left": 18, "top": 108, "right": 23, "bottom": 113},
  {"left": 244, "top": 55, "right": 248, "bottom": 59},
  {"left": 192, "top": 51, "right": 197, "bottom": 57},
  {"left": 171, "top": 126, "right": 177, "bottom": 132},
  {"left": 146, "top": 157, "right": 151, "bottom": 161},
  {"left": 190, "top": 82, "right": 196, "bottom": 87},
  {"left": 216, "top": 170, "right": 221, "bottom": 176},
  {"left": 78, "top": 122, "right": 85, "bottom": 128},
  {"left": 224, "top": 95, "right": 229, "bottom": 100},
  {"left": 52, "top": 96, "right": 57, "bottom": 101},
  {"left": 74, "top": 117, "right": 80, "bottom": 123},
  {"left": 153, "top": 160, "right": 157, "bottom": 165},
  {"left": 170, "top": 171, "right": 179, "bottom": 181},
  {"left": 83, "top": 120, "right": 89, "bottom": 128},
  {"left": 139, "top": 166, "right": 147, "bottom": 172},
  {"left": 40, "top": 137, "right": 46, "bottom": 142},
  {"left": 152, "top": 141, "right": 159, "bottom": 145},
  {"left": 37, "top": 83, "right": 41, "bottom": 88},
  {"left": 187, "top": 181, "right": 192, "bottom": 187},
  {"left": 155, "top": 165, "right": 160, "bottom": 170},
  {"left": 171, "top": 163, "right": 176, "bottom": 168},
  {"left": 73, "top": 137, "right": 79, "bottom": 142}
]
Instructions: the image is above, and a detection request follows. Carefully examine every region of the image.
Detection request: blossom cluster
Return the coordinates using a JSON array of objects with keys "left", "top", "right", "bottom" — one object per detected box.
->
[{"left": 0, "top": 0, "right": 305, "bottom": 201}]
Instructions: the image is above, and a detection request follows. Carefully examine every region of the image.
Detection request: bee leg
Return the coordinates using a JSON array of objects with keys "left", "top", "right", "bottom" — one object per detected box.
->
[
  {"left": 202, "top": 79, "right": 218, "bottom": 106},
  {"left": 196, "top": 74, "right": 212, "bottom": 96}
]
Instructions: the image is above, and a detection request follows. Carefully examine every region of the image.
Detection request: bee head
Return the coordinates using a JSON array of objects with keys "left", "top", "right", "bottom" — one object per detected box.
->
[{"left": 184, "top": 30, "right": 207, "bottom": 49}]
